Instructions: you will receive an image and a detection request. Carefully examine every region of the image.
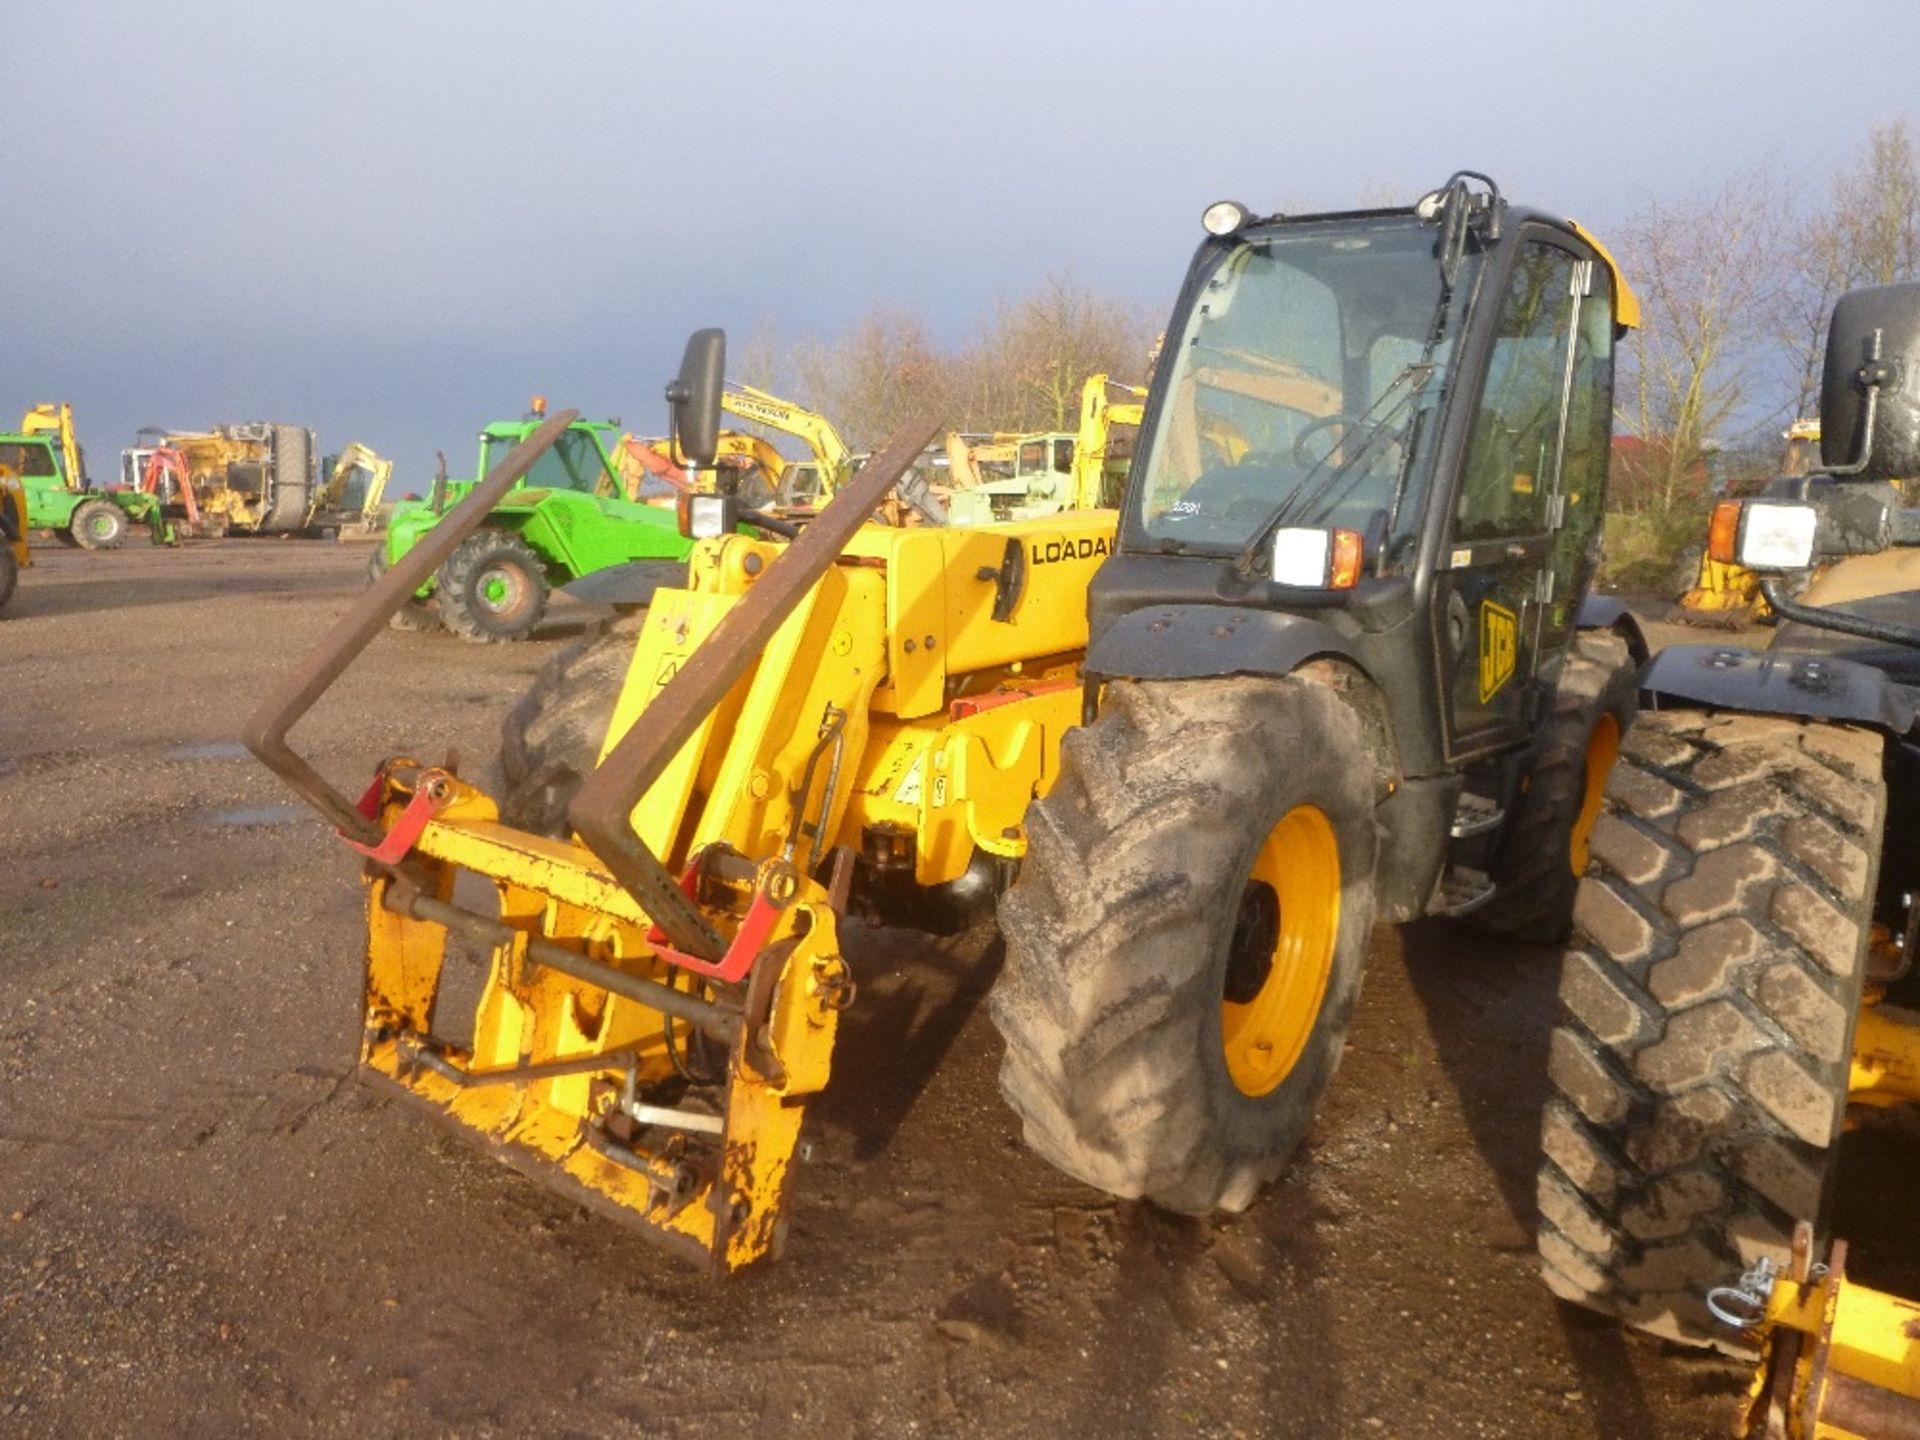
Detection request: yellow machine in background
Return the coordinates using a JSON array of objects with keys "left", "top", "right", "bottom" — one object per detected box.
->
[
  {"left": 943, "top": 374, "right": 1146, "bottom": 524},
  {"left": 0, "top": 464, "right": 29, "bottom": 612},
  {"left": 21, "top": 402, "right": 85, "bottom": 487},
  {"left": 719, "top": 383, "right": 854, "bottom": 508},
  {"left": 305, "top": 442, "right": 393, "bottom": 537},
  {"left": 1676, "top": 419, "right": 1822, "bottom": 623},
  {"left": 163, "top": 421, "right": 318, "bottom": 534},
  {"left": 245, "top": 372, "right": 1115, "bottom": 1271}
]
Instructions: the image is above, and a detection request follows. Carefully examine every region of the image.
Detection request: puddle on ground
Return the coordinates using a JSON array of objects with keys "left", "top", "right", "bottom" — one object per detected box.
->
[
  {"left": 169, "top": 741, "right": 251, "bottom": 761},
  {"left": 203, "top": 804, "right": 312, "bottom": 828}
]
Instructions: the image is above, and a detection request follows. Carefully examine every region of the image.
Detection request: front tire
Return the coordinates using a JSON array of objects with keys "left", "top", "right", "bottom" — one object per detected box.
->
[
  {"left": 992, "top": 673, "right": 1380, "bottom": 1214},
  {"left": 0, "top": 544, "right": 17, "bottom": 612},
  {"left": 496, "top": 612, "right": 647, "bottom": 835},
  {"left": 69, "top": 499, "right": 128, "bottom": 550},
  {"left": 1535, "top": 711, "right": 1883, "bottom": 1347},
  {"left": 1472, "top": 631, "right": 1638, "bottom": 943},
  {"left": 437, "top": 529, "right": 548, "bottom": 643}
]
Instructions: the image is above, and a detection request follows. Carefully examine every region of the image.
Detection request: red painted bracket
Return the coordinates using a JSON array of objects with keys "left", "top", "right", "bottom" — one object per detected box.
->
[{"left": 341, "top": 769, "right": 442, "bottom": 865}]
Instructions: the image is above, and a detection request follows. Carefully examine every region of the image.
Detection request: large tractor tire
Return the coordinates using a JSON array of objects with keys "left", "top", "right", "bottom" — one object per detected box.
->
[
  {"left": 69, "top": 498, "right": 129, "bottom": 550},
  {"left": 993, "top": 673, "right": 1380, "bottom": 1214},
  {"left": 1472, "top": 631, "right": 1638, "bottom": 943},
  {"left": 0, "top": 543, "right": 16, "bottom": 612},
  {"left": 495, "top": 611, "right": 648, "bottom": 835},
  {"left": 1535, "top": 711, "right": 1884, "bottom": 1347},
  {"left": 366, "top": 547, "right": 443, "bottom": 633},
  {"left": 260, "top": 424, "right": 315, "bottom": 533},
  {"left": 437, "top": 529, "right": 549, "bottom": 643}
]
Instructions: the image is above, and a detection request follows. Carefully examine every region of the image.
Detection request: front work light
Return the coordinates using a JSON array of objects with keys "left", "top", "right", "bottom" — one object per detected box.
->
[
  {"left": 677, "top": 491, "right": 738, "bottom": 540},
  {"left": 1271, "top": 527, "right": 1364, "bottom": 588},
  {"left": 1706, "top": 500, "right": 1818, "bottom": 570},
  {"left": 1202, "top": 200, "right": 1250, "bottom": 238}
]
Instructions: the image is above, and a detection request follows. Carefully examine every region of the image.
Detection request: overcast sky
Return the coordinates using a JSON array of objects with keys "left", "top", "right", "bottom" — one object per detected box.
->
[{"left": 8, "top": 0, "right": 1918, "bottom": 489}]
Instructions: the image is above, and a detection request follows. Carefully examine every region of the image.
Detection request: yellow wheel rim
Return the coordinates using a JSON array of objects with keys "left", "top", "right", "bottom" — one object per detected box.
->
[
  {"left": 1569, "top": 713, "right": 1621, "bottom": 877},
  {"left": 1220, "top": 803, "right": 1340, "bottom": 1098}
]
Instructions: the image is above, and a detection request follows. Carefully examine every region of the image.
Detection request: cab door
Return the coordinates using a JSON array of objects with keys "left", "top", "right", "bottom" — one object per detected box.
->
[{"left": 1433, "top": 235, "right": 1604, "bottom": 758}]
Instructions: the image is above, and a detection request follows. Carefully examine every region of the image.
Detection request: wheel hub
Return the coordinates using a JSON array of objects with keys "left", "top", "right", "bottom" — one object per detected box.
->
[
  {"left": 1219, "top": 803, "right": 1341, "bottom": 1097},
  {"left": 1224, "top": 882, "right": 1279, "bottom": 1004},
  {"left": 478, "top": 567, "right": 523, "bottom": 615}
]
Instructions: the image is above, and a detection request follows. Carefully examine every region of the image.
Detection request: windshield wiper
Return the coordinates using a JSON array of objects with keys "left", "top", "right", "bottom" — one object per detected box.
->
[{"left": 1231, "top": 362, "right": 1431, "bottom": 577}]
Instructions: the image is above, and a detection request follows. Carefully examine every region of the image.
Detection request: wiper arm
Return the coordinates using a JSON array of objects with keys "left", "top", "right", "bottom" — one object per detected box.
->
[{"left": 1232, "top": 363, "right": 1430, "bottom": 576}]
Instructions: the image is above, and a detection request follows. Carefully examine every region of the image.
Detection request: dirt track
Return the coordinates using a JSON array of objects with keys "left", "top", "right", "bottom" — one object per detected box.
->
[{"left": 0, "top": 543, "right": 1788, "bottom": 1437}]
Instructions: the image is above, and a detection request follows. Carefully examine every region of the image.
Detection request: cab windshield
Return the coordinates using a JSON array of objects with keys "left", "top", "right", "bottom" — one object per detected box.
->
[
  {"left": 1129, "top": 216, "right": 1470, "bottom": 566},
  {"left": 482, "top": 427, "right": 615, "bottom": 495}
]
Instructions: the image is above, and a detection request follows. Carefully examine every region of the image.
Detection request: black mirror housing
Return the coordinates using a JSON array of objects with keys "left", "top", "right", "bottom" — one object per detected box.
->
[
  {"left": 1821, "top": 282, "right": 1920, "bottom": 481},
  {"left": 668, "top": 329, "right": 726, "bottom": 468}
]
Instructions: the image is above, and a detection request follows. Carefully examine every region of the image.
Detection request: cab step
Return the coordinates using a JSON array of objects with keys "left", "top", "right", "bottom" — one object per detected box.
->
[
  {"left": 1449, "top": 792, "right": 1506, "bottom": 838},
  {"left": 1431, "top": 864, "right": 1497, "bottom": 916}
]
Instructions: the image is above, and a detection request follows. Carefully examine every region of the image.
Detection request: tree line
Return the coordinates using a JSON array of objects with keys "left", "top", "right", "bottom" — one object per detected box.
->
[
  {"left": 1611, "top": 120, "right": 1919, "bottom": 518},
  {"left": 746, "top": 119, "right": 1919, "bottom": 544}
]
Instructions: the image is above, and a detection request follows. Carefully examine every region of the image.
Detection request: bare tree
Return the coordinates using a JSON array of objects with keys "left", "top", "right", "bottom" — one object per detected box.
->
[
  {"left": 781, "top": 277, "right": 1152, "bottom": 447},
  {"left": 1613, "top": 169, "right": 1784, "bottom": 516},
  {"left": 789, "top": 306, "right": 943, "bottom": 448},
  {"left": 976, "top": 274, "right": 1154, "bottom": 432},
  {"left": 1781, "top": 120, "right": 1920, "bottom": 418}
]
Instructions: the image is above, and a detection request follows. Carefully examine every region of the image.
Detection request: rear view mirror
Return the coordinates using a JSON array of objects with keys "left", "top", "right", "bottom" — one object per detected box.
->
[
  {"left": 1821, "top": 282, "right": 1920, "bottom": 481},
  {"left": 667, "top": 329, "right": 725, "bottom": 468}
]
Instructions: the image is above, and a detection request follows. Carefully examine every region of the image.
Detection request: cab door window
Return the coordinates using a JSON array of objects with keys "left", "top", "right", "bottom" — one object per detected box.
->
[{"left": 1452, "top": 245, "right": 1580, "bottom": 541}]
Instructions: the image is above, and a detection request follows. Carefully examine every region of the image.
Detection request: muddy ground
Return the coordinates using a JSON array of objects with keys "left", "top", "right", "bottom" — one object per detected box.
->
[{"left": 2, "top": 541, "right": 1904, "bottom": 1439}]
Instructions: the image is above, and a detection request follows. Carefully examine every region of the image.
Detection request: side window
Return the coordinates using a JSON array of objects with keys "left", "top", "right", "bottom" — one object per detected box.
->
[
  {"left": 1453, "top": 243, "right": 1580, "bottom": 541},
  {"left": 1053, "top": 438, "right": 1073, "bottom": 474},
  {"left": 1546, "top": 275, "right": 1616, "bottom": 634}
]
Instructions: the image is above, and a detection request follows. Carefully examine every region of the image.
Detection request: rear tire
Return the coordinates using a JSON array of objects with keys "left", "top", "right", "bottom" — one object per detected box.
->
[
  {"left": 496, "top": 611, "right": 648, "bottom": 835},
  {"left": 1472, "top": 631, "right": 1638, "bottom": 943},
  {"left": 366, "top": 546, "right": 443, "bottom": 633},
  {"left": 437, "top": 529, "right": 548, "bottom": 643},
  {"left": 69, "top": 499, "right": 128, "bottom": 550},
  {"left": 992, "top": 673, "right": 1380, "bottom": 1214},
  {"left": 1535, "top": 711, "right": 1883, "bottom": 1347},
  {"left": 0, "top": 544, "right": 17, "bottom": 612}
]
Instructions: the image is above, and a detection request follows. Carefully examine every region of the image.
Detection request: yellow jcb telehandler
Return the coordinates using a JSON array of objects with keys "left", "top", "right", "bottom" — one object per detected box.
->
[{"left": 247, "top": 175, "right": 1652, "bottom": 1280}]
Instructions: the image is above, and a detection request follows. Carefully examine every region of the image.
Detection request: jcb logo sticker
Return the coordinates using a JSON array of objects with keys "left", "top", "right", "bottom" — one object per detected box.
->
[{"left": 1479, "top": 601, "right": 1517, "bottom": 703}]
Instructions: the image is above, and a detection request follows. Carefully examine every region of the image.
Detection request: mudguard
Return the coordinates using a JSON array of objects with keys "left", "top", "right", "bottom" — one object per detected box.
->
[
  {"left": 1641, "top": 643, "right": 1918, "bottom": 734},
  {"left": 1085, "top": 602, "right": 1364, "bottom": 683},
  {"left": 560, "top": 559, "right": 688, "bottom": 607},
  {"left": 1575, "top": 594, "right": 1650, "bottom": 665}
]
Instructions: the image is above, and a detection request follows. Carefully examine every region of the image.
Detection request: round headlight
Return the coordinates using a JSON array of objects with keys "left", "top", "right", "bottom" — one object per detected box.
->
[{"left": 1201, "top": 200, "right": 1250, "bottom": 238}]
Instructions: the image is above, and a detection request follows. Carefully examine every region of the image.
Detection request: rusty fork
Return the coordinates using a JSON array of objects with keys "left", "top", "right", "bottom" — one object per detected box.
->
[
  {"left": 240, "top": 411, "right": 579, "bottom": 843},
  {"left": 240, "top": 403, "right": 946, "bottom": 958}
]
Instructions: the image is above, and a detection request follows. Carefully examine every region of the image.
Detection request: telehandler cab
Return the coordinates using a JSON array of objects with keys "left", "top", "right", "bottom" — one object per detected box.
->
[
  {"left": 246, "top": 174, "right": 1643, "bottom": 1273},
  {"left": 1535, "top": 279, "right": 1920, "bottom": 1435},
  {"left": 993, "top": 175, "right": 1647, "bottom": 1213}
]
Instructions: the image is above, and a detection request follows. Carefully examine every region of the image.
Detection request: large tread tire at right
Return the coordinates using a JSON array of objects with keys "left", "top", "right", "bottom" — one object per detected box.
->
[
  {"left": 1536, "top": 710, "right": 1885, "bottom": 1348},
  {"left": 69, "top": 498, "right": 128, "bottom": 550},
  {"left": 0, "top": 543, "right": 16, "bottom": 612},
  {"left": 260, "top": 424, "right": 315, "bottom": 533},
  {"left": 495, "top": 611, "right": 648, "bottom": 836},
  {"left": 366, "top": 546, "right": 443, "bottom": 633},
  {"left": 993, "top": 673, "right": 1380, "bottom": 1215},
  {"left": 1472, "top": 631, "right": 1637, "bottom": 943}
]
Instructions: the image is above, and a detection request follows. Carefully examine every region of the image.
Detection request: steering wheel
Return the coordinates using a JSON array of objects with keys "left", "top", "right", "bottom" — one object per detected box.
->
[{"left": 1292, "top": 414, "right": 1376, "bottom": 467}]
